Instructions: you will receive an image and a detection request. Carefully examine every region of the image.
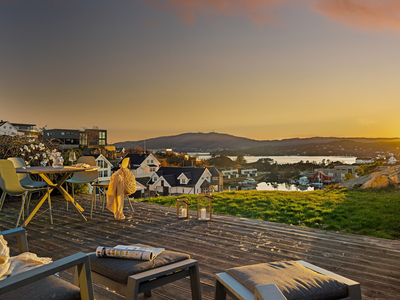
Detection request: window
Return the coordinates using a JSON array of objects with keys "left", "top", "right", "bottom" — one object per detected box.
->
[
  {"left": 99, "top": 140, "right": 105, "bottom": 145},
  {"left": 181, "top": 179, "right": 186, "bottom": 184},
  {"left": 104, "top": 170, "right": 108, "bottom": 177},
  {"left": 61, "top": 132, "right": 65, "bottom": 135}
]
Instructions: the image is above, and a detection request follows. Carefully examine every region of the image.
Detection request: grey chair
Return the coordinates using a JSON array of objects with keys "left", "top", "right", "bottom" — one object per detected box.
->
[
  {"left": 2, "top": 157, "right": 48, "bottom": 215},
  {"left": 67, "top": 156, "right": 98, "bottom": 198},
  {"left": 0, "top": 227, "right": 94, "bottom": 300},
  {"left": 7, "top": 157, "right": 48, "bottom": 188},
  {"left": 0, "top": 159, "right": 52, "bottom": 227},
  {"left": 215, "top": 260, "right": 362, "bottom": 300}
]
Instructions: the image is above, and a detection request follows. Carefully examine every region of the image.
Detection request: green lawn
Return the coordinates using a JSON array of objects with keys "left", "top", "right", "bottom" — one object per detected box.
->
[{"left": 142, "top": 188, "right": 400, "bottom": 240}]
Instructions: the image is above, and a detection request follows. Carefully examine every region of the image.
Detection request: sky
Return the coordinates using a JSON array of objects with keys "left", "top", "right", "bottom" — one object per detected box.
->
[{"left": 1, "top": 0, "right": 400, "bottom": 144}]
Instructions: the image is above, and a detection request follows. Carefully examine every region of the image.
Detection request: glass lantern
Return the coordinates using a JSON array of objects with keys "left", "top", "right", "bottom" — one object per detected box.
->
[
  {"left": 177, "top": 198, "right": 189, "bottom": 219},
  {"left": 197, "top": 193, "right": 213, "bottom": 221}
]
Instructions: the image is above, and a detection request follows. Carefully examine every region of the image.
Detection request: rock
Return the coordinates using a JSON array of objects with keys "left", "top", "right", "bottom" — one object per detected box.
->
[{"left": 341, "top": 165, "right": 400, "bottom": 189}]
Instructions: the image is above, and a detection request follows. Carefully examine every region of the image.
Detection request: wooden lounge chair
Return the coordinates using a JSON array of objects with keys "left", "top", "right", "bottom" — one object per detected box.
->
[
  {"left": 215, "top": 260, "right": 362, "bottom": 300},
  {"left": 89, "top": 247, "right": 201, "bottom": 300},
  {"left": 0, "top": 227, "right": 94, "bottom": 300}
]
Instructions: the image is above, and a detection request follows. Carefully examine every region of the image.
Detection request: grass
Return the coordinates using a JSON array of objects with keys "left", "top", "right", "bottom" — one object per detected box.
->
[{"left": 142, "top": 188, "right": 400, "bottom": 240}]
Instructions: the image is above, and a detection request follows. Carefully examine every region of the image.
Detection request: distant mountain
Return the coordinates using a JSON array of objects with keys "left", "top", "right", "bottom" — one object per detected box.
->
[
  {"left": 113, "top": 132, "right": 261, "bottom": 152},
  {"left": 112, "top": 132, "right": 400, "bottom": 155}
]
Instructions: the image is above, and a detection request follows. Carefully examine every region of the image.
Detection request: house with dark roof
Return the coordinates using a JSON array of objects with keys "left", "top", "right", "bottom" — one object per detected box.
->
[
  {"left": 209, "top": 166, "right": 223, "bottom": 192},
  {"left": 117, "top": 153, "right": 161, "bottom": 178},
  {"left": 148, "top": 167, "right": 213, "bottom": 195}
]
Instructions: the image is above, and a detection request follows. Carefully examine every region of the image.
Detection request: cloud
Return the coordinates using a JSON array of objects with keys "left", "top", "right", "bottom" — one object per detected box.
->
[
  {"left": 141, "top": 0, "right": 289, "bottom": 24},
  {"left": 315, "top": 0, "right": 400, "bottom": 31}
]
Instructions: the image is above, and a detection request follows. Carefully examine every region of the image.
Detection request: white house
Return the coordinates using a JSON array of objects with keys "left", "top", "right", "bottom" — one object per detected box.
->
[
  {"left": 221, "top": 169, "right": 239, "bottom": 179},
  {"left": 149, "top": 167, "right": 213, "bottom": 195},
  {"left": 119, "top": 153, "right": 161, "bottom": 178},
  {"left": 0, "top": 121, "right": 18, "bottom": 136},
  {"left": 387, "top": 156, "right": 397, "bottom": 165},
  {"left": 240, "top": 168, "right": 258, "bottom": 177},
  {"left": 86, "top": 154, "right": 113, "bottom": 182}
]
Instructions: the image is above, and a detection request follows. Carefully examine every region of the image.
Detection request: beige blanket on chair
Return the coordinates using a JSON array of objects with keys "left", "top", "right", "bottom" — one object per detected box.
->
[
  {"left": 0, "top": 235, "right": 52, "bottom": 280},
  {"left": 107, "top": 168, "right": 126, "bottom": 220}
]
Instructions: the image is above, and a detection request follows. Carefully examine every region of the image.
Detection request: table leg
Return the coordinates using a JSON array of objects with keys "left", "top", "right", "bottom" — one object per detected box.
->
[
  {"left": 39, "top": 173, "right": 87, "bottom": 222},
  {"left": 20, "top": 192, "right": 49, "bottom": 227}
]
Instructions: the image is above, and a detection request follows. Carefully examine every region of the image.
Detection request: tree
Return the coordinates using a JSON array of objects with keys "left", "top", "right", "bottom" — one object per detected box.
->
[
  {"left": 355, "top": 161, "right": 384, "bottom": 176},
  {"left": 343, "top": 172, "right": 356, "bottom": 181},
  {"left": 235, "top": 155, "right": 247, "bottom": 166}
]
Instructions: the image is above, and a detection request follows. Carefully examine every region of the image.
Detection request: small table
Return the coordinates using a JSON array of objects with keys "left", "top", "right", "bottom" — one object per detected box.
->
[{"left": 16, "top": 165, "right": 99, "bottom": 227}]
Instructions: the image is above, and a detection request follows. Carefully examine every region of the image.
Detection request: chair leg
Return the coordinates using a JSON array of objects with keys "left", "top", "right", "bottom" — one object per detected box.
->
[
  {"left": 102, "top": 188, "right": 106, "bottom": 212},
  {"left": 0, "top": 192, "right": 7, "bottom": 211},
  {"left": 144, "top": 291, "right": 151, "bottom": 298},
  {"left": 215, "top": 279, "right": 227, "bottom": 300},
  {"left": 91, "top": 189, "right": 95, "bottom": 219},
  {"left": 189, "top": 263, "right": 202, "bottom": 300},
  {"left": 128, "top": 197, "right": 134, "bottom": 212},
  {"left": 47, "top": 187, "right": 53, "bottom": 224},
  {"left": 16, "top": 193, "right": 27, "bottom": 228},
  {"left": 26, "top": 193, "right": 32, "bottom": 219}
]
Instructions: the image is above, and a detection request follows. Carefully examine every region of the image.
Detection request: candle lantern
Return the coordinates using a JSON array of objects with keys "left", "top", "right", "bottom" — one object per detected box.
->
[
  {"left": 197, "top": 193, "right": 213, "bottom": 221},
  {"left": 177, "top": 198, "right": 189, "bottom": 219}
]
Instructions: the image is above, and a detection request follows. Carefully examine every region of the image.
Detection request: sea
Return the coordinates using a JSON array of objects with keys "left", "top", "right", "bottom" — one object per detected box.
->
[{"left": 187, "top": 153, "right": 357, "bottom": 165}]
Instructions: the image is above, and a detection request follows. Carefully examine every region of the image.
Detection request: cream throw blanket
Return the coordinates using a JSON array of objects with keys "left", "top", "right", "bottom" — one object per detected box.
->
[
  {"left": 0, "top": 235, "right": 52, "bottom": 281},
  {"left": 107, "top": 168, "right": 126, "bottom": 220}
]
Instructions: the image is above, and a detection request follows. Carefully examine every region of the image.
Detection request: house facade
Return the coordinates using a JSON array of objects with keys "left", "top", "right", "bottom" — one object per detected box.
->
[
  {"left": 86, "top": 154, "right": 113, "bottom": 182},
  {"left": 0, "top": 121, "right": 17, "bottom": 136},
  {"left": 43, "top": 129, "right": 80, "bottom": 149},
  {"left": 221, "top": 169, "right": 239, "bottom": 179},
  {"left": 119, "top": 153, "right": 161, "bottom": 178},
  {"left": 387, "top": 156, "right": 397, "bottom": 165},
  {"left": 148, "top": 167, "right": 213, "bottom": 195},
  {"left": 209, "top": 167, "right": 223, "bottom": 192},
  {"left": 315, "top": 165, "right": 358, "bottom": 183}
]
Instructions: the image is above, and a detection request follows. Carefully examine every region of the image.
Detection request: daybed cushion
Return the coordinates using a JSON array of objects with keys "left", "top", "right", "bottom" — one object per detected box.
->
[
  {"left": 226, "top": 260, "right": 348, "bottom": 300},
  {"left": 0, "top": 275, "right": 81, "bottom": 300},
  {"left": 89, "top": 250, "right": 190, "bottom": 285}
]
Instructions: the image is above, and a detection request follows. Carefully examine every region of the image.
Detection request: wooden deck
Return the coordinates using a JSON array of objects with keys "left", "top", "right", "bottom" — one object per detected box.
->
[{"left": 1, "top": 194, "right": 400, "bottom": 300}]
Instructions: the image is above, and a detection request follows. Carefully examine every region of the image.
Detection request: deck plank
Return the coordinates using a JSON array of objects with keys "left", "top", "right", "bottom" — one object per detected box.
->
[{"left": 0, "top": 195, "right": 399, "bottom": 299}]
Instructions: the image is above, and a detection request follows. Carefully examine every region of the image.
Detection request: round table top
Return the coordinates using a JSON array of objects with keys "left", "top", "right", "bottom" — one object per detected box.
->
[{"left": 16, "top": 165, "right": 100, "bottom": 174}]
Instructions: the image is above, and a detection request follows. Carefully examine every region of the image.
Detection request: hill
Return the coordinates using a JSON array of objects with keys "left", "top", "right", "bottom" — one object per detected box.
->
[{"left": 112, "top": 132, "right": 400, "bottom": 155}]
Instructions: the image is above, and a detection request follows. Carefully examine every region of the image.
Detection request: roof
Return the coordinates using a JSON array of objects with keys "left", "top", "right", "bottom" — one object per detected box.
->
[
  {"left": 209, "top": 166, "right": 222, "bottom": 176},
  {"left": 155, "top": 167, "right": 208, "bottom": 187},
  {"left": 120, "top": 153, "right": 152, "bottom": 168}
]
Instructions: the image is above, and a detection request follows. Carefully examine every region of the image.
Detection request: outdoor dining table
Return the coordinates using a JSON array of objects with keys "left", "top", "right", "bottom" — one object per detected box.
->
[{"left": 15, "top": 165, "right": 99, "bottom": 227}]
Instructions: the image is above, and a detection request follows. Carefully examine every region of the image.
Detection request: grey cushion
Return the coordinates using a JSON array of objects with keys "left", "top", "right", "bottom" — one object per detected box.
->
[
  {"left": 226, "top": 261, "right": 348, "bottom": 300},
  {"left": 0, "top": 275, "right": 81, "bottom": 300},
  {"left": 89, "top": 250, "right": 190, "bottom": 285}
]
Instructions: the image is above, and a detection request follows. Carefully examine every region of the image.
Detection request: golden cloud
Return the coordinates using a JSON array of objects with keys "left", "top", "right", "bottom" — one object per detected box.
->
[
  {"left": 141, "top": 0, "right": 289, "bottom": 24},
  {"left": 315, "top": 0, "right": 400, "bottom": 31}
]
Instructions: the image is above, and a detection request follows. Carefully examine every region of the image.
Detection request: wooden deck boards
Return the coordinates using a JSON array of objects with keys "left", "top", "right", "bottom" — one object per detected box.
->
[{"left": 1, "top": 194, "right": 400, "bottom": 300}]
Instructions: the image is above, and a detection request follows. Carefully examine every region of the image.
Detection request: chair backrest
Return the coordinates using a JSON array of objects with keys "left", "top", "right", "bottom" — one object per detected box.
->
[
  {"left": 0, "top": 160, "right": 26, "bottom": 196},
  {"left": 69, "top": 156, "right": 98, "bottom": 183},
  {"left": 7, "top": 157, "right": 29, "bottom": 182},
  {"left": 77, "top": 156, "right": 96, "bottom": 166},
  {"left": 121, "top": 157, "right": 130, "bottom": 169}
]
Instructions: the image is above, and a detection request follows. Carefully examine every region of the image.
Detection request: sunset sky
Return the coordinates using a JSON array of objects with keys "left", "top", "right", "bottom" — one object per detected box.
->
[{"left": 1, "top": 0, "right": 400, "bottom": 144}]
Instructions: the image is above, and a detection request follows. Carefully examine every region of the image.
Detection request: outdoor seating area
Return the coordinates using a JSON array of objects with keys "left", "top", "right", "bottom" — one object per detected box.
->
[{"left": 0, "top": 194, "right": 399, "bottom": 299}]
